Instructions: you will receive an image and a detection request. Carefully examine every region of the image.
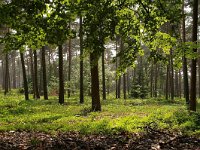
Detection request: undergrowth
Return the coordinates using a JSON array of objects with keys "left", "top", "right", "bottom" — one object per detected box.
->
[{"left": 0, "top": 92, "right": 200, "bottom": 136}]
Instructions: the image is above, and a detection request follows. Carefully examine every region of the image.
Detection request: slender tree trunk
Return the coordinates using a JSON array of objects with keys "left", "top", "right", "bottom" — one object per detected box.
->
[
  {"left": 154, "top": 64, "right": 158, "bottom": 97},
  {"left": 79, "top": 15, "right": 84, "bottom": 104},
  {"left": 123, "top": 73, "right": 127, "bottom": 99},
  {"left": 175, "top": 70, "right": 179, "bottom": 97},
  {"left": 190, "top": 0, "right": 198, "bottom": 111},
  {"left": 42, "top": 46, "right": 48, "bottom": 100},
  {"left": 4, "top": 53, "right": 9, "bottom": 95},
  {"left": 166, "top": 65, "right": 169, "bottom": 100},
  {"left": 33, "top": 50, "right": 40, "bottom": 99},
  {"left": 150, "top": 64, "right": 154, "bottom": 97},
  {"left": 127, "top": 69, "right": 130, "bottom": 95},
  {"left": 102, "top": 51, "right": 106, "bottom": 100},
  {"left": 20, "top": 53, "right": 29, "bottom": 100},
  {"left": 182, "top": 0, "right": 189, "bottom": 105},
  {"left": 115, "top": 39, "right": 118, "bottom": 99},
  {"left": 39, "top": 50, "right": 43, "bottom": 93},
  {"left": 179, "top": 70, "right": 182, "bottom": 98},
  {"left": 58, "top": 45, "right": 65, "bottom": 104},
  {"left": 90, "top": 52, "right": 101, "bottom": 111},
  {"left": 170, "top": 49, "right": 174, "bottom": 101},
  {"left": 68, "top": 38, "right": 72, "bottom": 98},
  {"left": 12, "top": 52, "right": 16, "bottom": 89},
  {"left": 198, "top": 59, "right": 200, "bottom": 98},
  {"left": 30, "top": 49, "right": 36, "bottom": 98}
]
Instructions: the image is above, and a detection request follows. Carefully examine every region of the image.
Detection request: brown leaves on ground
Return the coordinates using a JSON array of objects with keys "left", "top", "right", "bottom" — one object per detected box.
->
[{"left": 0, "top": 129, "right": 200, "bottom": 150}]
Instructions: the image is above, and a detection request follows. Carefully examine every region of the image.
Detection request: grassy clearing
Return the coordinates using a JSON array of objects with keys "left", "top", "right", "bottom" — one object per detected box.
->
[{"left": 0, "top": 92, "right": 200, "bottom": 135}]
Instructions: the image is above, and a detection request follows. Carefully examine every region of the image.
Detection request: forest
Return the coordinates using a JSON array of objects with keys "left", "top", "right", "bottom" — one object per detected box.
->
[{"left": 0, "top": 0, "right": 200, "bottom": 149}]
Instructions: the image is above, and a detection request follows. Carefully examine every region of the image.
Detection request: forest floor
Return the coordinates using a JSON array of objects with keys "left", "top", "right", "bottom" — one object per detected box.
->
[
  {"left": 0, "top": 92, "right": 200, "bottom": 149},
  {"left": 1, "top": 130, "right": 200, "bottom": 149}
]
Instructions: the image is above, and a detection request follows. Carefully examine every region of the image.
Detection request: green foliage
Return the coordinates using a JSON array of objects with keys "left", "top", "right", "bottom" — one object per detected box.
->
[
  {"left": 48, "top": 76, "right": 59, "bottom": 95},
  {"left": 130, "top": 83, "right": 148, "bottom": 99},
  {"left": 0, "top": 93, "right": 200, "bottom": 135}
]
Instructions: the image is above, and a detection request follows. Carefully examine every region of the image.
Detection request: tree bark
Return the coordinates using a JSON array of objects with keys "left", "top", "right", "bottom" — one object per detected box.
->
[
  {"left": 58, "top": 45, "right": 65, "bottom": 104},
  {"left": 20, "top": 52, "right": 29, "bottom": 100},
  {"left": 33, "top": 50, "right": 40, "bottom": 99},
  {"left": 182, "top": 0, "right": 189, "bottom": 105},
  {"left": 79, "top": 15, "right": 84, "bottom": 104},
  {"left": 123, "top": 73, "right": 127, "bottom": 99},
  {"left": 189, "top": 0, "right": 198, "bottom": 111},
  {"left": 170, "top": 49, "right": 174, "bottom": 101},
  {"left": 4, "top": 53, "right": 9, "bottom": 95},
  {"left": 30, "top": 49, "right": 35, "bottom": 98},
  {"left": 68, "top": 38, "right": 72, "bottom": 98},
  {"left": 102, "top": 50, "right": 106, "bottom": 100},
  {"left": 90, "top": 52, "right": 101, "bottom": 111},
  {"left": 12, "top": 51, "right": 16, "bottom": 89},
  {"left": 42, "top": 46, "right": 48, "bottom": 100},
  {"left": 166, "top": 65, "right": 169, "bottom": 100}
]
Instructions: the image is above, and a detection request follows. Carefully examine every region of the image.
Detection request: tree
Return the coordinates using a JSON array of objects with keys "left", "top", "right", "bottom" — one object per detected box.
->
[
  {"left": 41, "top": 46, "right": 48, "bottom": 100},
  {"left": 4, "top": 53, "right": 9, "bottom": 95},
  {"left": 79, "top": 15, "right": 84, "bottom": 104},
  {"left": 20, "top": 52, "right": 29, "bottom": 100},
  {"left": 33, "top": 50, "right": 40, "bottom": 99},
  {"left": 189, "top": 0, "right": 198, "bottom": 111},
  {"left": 102, "top": 50, "right": 106, "bottom": 100}
]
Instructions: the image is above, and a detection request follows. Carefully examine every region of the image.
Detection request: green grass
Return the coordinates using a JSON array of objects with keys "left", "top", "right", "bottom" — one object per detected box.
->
[{"left": 0, "top": 92, "right": 200, "bottom": 136}]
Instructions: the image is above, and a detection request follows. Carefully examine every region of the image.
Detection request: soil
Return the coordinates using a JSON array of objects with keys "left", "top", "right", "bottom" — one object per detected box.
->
[{"left": 0, "top": 128, "right": 200, "bottom": 150}]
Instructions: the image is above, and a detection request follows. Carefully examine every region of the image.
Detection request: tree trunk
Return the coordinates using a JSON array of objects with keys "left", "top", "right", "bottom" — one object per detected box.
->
[
  {"left": 12, "top": 51, "right": 16, "bottom": 89},
  {"left": 102, "top": 51, "right": 106, "bottom": 100},
  {"left": 30, "top": 49, "right": 36, "bottom": 97},
  {"left": 4, "top": 53, "right": 9, "bottom": 95},
  {"left": 166, "top": 65, "right": 169, "bottom": 100},
  {"left": 58, "top": 45, "right": 65, "bottom": 104},
  {"left": 190, "top": 0, "right": 198, "bottom": 111},
  {"left": 115, "top": 39, "right": 118, "bottom": 99},
  {"left": 150, "top": 64, "right": 154, "bottom": 97},
  {"left": 90, "top": 52, "right": 101, "bottom": 111},
  {"left": 170, "top": 49, "right": 174, "bottom": 101},
  {"left": 179, "top": 70, "right": 182, "bottom": 98},
  {"left": 42, "top": 46, "right": 48, "bottom": 100},
  {"left": 182, "top": 0, "right": 189, "bottom": 105},
  {"left": 79, "top": 15, "right": 84, "bottom": 104},
  {"left": 68, "top": 38, "right": 72, "bottom": 98},
  {"left": 123, "top": 73, "right": 127, "bottom": 99},
  {"left": 33, "top": 50, "right": 40, "bottom": 99},
  {"left": 175, "top": 70, "right": 179, "bottom": 97},
  {"left": 154, "top": 64, "right": 158, "bottom": 97},
  {"left": 20, "top": 52, "right": 29, "bottom": 100}
]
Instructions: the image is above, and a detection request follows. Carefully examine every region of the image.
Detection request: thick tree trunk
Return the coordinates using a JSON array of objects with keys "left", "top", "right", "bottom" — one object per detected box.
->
[
  {"left": 42, "top": 46, "right": 48, "bottom": 100},
  {"left": 102, "top": 51, "right": 106, "bottom": 100},
  {"left": 20, "top": 53, "right": 29, "bottom": 100},
  {"left": 79, "top": 15, "right": 84, "bottom": 104},
  {"left": 33, "top": 50, "right": 40, "bottom": 99},
  {"left": 90, "top": 52, "right": 101, "bottom": 111},
  {"left": 58, "top": 45, "right": 65, "bottom": 104},
  {"left": 190, "top": 0, "right": 198, "bottom": 111}
]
